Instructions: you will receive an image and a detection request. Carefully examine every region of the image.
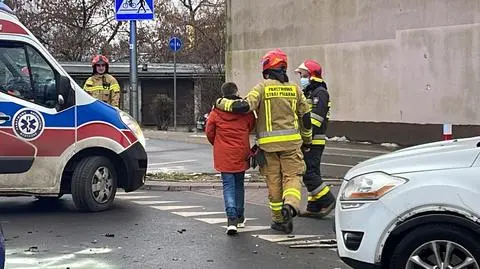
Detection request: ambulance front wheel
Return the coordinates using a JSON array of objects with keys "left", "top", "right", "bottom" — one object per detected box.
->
[{"left": 71, "top": 156, "right": 118, "bottom": 212}]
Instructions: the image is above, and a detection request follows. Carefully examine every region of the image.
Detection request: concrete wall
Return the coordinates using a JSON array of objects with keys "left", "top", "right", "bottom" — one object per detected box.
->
[{"left": 226, "top": 0, "right": 480, "bottom": 144}]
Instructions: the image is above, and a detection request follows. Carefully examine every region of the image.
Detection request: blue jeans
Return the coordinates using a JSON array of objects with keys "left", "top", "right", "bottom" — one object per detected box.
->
[{"left": 221, "top": 172, "right": 245, "bottom": 219}]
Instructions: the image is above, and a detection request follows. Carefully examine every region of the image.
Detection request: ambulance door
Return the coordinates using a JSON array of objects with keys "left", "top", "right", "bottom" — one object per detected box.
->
[{"left": 0, "top": 40, "right": 75, "bottom": 190}]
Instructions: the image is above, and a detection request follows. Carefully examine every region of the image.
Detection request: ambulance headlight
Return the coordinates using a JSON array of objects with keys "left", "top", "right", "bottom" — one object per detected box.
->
[{"left": 119, "top": 111, "right": 146, "bottom": 148}]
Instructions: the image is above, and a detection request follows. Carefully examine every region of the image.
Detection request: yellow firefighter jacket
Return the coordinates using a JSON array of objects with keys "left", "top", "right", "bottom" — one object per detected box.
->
[
  {"left": 83, "top": 74, "right": 121, "bottom": 107},
  {"left": 216, "top": 79, "right": 312, "bottom": 152}
]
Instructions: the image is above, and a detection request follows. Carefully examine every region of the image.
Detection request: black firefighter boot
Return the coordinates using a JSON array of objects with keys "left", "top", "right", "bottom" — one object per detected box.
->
[
  {"left": 299, "top": 191, "right": 336, "bottom": 219},
  {"left": 270, "top": 205, "right": 295, "bottom": 234}
]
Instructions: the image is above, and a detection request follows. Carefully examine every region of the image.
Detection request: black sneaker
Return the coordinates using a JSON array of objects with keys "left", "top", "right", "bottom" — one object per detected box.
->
[
  {"left": 237, "top": 216, "right": 246, "bottom": 228},
  {"left": 226, "top": 218, "right": 238, "bottom": 235}
]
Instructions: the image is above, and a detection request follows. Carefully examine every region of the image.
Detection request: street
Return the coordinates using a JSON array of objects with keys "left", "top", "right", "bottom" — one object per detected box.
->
[
  {"left": 145, "top": 136, "right": 395, "bottom": 178},
  {"left": 2, "top": 189, "right": 344, "bottom": 269},
  {"left": 1, "top": 137, "right": 400, "bottom": 269}
]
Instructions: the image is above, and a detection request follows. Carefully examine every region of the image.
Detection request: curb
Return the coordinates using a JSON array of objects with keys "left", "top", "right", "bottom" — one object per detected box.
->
[{"left": 141, "top": 179, "right": 343, "bottom": 192}]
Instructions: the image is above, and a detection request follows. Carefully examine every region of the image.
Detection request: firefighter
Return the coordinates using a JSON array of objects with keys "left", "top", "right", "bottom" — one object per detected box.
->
[
  {"left": 83, "top": 54, "right": 121, "bottom": 107},
  {"left": 295, "top": 59, "right": 336, "bottom": 218},
  {"left": 214, "top": 49, "right": 312, "bottom": 234}
]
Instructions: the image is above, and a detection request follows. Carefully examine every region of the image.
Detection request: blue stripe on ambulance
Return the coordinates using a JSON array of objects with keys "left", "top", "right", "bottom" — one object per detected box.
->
[
  {"left": 0, "top": 101, "right": 75, "bottom": 127},
  {"left": 76, "top": 100, "right": 128, "bottom": 129}
]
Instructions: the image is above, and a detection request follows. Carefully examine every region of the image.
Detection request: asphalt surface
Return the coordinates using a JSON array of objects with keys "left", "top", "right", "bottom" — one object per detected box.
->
[
  {"left": 145, "top": 137, "right": 396, "bottom": 178},
  {"left": 1, "top": 188, "right": 346, "bottom": 269}
]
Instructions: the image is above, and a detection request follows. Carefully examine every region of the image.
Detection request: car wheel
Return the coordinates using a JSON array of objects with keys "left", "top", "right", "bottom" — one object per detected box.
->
[
  {"left": 389, "top": 224, "right": 480, "bottom": 269},
  {"left": 71, "top": 156, "right": 117, "bottom": 212}
]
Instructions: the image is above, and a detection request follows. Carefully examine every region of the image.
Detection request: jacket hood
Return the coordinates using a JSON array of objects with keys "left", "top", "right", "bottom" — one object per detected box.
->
[
  {"left": 213, "top": 96, "right": 246, "bottom": 122},
  {"left": 214, "top": 107, "right": 246, "bottom": 122},
  {"left": 344, "top": 136, "right": 480, "bottom": 180}
]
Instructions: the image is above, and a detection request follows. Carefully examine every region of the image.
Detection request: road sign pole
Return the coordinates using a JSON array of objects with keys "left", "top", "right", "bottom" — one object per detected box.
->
[
  {"left": 173, "top": 47, "right": 177, "bottom": 131},
  {"left": 129, "top": 20, "right": 138, "bottom": 121}
]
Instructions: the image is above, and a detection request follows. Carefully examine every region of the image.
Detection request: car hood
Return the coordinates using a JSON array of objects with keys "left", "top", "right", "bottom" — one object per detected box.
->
[{"left": 344, "top": 136, "right": 480, "bottom": 180}]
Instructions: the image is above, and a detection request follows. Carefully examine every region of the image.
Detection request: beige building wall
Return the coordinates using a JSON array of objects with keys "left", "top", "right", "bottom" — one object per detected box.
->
[{"left": 226, "top": 0, "right": 480, "bottom": 144}]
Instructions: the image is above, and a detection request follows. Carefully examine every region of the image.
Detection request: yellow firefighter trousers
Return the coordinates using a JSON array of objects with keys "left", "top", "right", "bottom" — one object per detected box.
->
[{"left": 260, "top": 148, "right": 305, "bottom": 223}]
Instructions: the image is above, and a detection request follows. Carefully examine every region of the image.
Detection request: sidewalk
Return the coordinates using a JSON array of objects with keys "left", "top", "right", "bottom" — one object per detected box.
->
[
  {"left": 143, "top": 128, "right": 211, "bottom": 145},
  {"left": 142, "top": 178, "right": 343, "bottom": 191}
]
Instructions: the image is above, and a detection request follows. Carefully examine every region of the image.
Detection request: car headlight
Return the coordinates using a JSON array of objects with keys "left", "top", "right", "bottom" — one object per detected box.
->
[
  {"left": 340, "top": 172, "right": 407, "bottom": 201},
  {"left": 119, "top": 110, "right": 146, "bottom": 148}
]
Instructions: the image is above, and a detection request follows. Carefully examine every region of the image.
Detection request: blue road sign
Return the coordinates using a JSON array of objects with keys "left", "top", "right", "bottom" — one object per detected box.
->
[
  {"left": 115, "top": 0, "right": 154, "bottom": 21},
  {"left": 169, "top": 37, "right": 182, "bottom": 52}
]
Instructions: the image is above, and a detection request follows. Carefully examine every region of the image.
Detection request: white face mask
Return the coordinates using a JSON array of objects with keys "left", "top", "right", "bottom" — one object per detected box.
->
[{"left": 300, "top": 77, "right": 310, "bottom": 89}]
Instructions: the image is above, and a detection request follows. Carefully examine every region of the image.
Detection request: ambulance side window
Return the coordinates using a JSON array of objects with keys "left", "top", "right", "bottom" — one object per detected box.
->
[
  {"left": 0, "top": 44, "right": 33, "bottom": 100},
  {"left": 26, "top": 46, "right": 57, "bottom": 108}
]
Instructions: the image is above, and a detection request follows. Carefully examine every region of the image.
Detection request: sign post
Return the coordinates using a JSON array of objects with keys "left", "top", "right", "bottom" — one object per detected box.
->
[
  {"left": 169, "top": 36, "right": 182, "bottom": 131},
  {"left": 115, "top": 0, "right": 154, "bottom": 122}
]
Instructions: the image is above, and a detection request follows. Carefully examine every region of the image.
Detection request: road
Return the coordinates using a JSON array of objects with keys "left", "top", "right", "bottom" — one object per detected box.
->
[
  {"left": 1, "top": 134, "right": 403, "bottom": 269},
  {"left": 2, "top": 188, "right": 346, "bottom": 269},
  {"left": 145, "top": 136, "right": 396, "bottom": 178}
]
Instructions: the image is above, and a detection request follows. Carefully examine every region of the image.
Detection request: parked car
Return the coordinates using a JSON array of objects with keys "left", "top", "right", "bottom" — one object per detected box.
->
[
  {"left": 335, "top": 137, "right": 480, "bottom": 269},
  {"left": 196, "top": 113, "right": 209, "bottom": 131}
]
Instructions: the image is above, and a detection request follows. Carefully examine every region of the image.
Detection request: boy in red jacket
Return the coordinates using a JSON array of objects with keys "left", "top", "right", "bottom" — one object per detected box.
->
[{"left": 206, "top": 82, "right": 255, "bottom": 235}]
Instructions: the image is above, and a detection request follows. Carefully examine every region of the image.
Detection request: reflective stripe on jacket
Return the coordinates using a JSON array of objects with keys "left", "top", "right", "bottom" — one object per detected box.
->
[
  {"left": 305, "top": 83, "right": 330, "bottom": 146},
  {"left": 217, "top": 79, "right": 311, "bottom": 152},
  {"left": 83, "top": 74, "right": 121, "bottom": 107}
]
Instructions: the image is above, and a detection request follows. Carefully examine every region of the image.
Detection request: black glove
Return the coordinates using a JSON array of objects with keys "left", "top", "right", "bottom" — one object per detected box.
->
[
  {"left": 255, "top": 149, "right": 267, "bottom": 168},
  {"left": 301, "top": 143, "right": 312, "bottom": 153}
]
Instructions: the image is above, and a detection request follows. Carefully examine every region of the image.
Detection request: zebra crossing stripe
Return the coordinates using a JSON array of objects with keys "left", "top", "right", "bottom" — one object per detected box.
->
[
  {"left": 195, "top": 218, "right": 257, "bottom": 224},
  {"left": 253, "top": 235, "right": 321, "bottom": 243},
  {"left": 221, "top": 226, "right": 270, "bottom": 233},
  {"left": 116, "top": 191, "right": 148, "bottom": 195},
  {"left": 150, "top": 205, "right": 202, "bottom": 211},
  {"left": 116, "top": 195, "right": 158, "bottom": 200},
  {"left": 172, "top": 211, "right": 225, "bottom": 217},
  {"left": 131, "top": 200, "right": 180, "bottom": 205}
]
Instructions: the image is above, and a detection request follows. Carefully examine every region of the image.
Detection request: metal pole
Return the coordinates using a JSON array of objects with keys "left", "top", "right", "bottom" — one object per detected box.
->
[
  {"left": 173, "top": 45, "right": 177, "bottom": 131},
  {"left": 129, "top": 20, "right": 138, "bottom": 121}
]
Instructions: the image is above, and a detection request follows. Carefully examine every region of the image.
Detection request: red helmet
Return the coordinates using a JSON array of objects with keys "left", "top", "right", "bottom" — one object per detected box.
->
[
  {"left": 91, "top": 54, "right": 109, "bottom": 67},
  {"left": 295, "top": 59, "right": 322, "bottom": 78},
  {"left": 261, "top": 48, "right": 287, "bottom": 71}
]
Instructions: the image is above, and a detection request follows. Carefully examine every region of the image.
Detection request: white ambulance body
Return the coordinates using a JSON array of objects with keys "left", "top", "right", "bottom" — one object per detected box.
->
[{"left": 0, "top": 4, "right": 148, "bottom": 212}]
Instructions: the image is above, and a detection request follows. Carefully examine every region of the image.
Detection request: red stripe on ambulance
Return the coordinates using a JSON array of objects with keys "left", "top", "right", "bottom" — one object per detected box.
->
[
  {"left": 77, "top": 122, "right": 131, "bottom": 148},
  {"left": 0, "top": 19, "right": 28, "bottom": 35},
  {"left": 0, "top": 129, "right": 36, "bottom": 156}
]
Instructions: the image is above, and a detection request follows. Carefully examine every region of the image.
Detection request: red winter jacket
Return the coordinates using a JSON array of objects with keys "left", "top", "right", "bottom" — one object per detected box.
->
[{"left": 206, "top": 105, "right": 255, "bottom": 173}]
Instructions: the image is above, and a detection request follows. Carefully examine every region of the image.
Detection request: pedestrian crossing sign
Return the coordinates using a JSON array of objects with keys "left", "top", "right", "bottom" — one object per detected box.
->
[{"left": 115, "top": 0, "right": 154, "bottom": 21}]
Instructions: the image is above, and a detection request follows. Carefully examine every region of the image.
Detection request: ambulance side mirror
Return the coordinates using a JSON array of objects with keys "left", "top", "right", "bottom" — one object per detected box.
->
[
  {"left": 57, "top": 75, "right": 74, "bottom": 110},
  {"left": 58, "top": 94, "right": 64, "bottom": 105}
]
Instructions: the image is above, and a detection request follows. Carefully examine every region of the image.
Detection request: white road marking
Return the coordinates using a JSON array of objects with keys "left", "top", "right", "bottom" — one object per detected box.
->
[
  {"left": 116, "top": 195, "right": 158, "bottom": 200},
  {"left": 195, "top": 217, "right": 257, "bottom": 224},
  {"left": 221, "top": 225, "right": 271, "bottom": 233},
  {"left": 172, "top": 211, "right": 225, "bottom": 217},
  {"left": 150, "top": 205, "right": 202, "bottom": 211},
  {"left": 131, "top": 200, "right": 180, "bottom": 205},
  {"left": 322, "top": 162, "right": 354, "bottom": 168},
  {"left": 323, "top": 152, "right": 376, "bottom": 159},
  {"left": 148, "top": 160, "right": 197, "bottom": 166},
  {"left": 327, "top": 146, "right": 391, "bottom": 154},
  {"left": 116, "top": 191, "right": 148, "bottom": 195},
  {"left": 278, "top": 239, "right": 332, "bottom": 245},
  {"left": 252, "top": 234, "right": 321, "bottom": 243}
]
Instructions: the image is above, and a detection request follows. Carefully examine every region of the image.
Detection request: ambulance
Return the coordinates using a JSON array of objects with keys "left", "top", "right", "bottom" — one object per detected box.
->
[{"left": 0, "top": 4, "right": 147, "bottom": 212}]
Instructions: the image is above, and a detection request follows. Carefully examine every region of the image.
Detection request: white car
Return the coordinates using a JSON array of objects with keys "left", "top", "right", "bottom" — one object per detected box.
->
[{"left": 335, "top": 137, "right": 480, "bottom": 269}]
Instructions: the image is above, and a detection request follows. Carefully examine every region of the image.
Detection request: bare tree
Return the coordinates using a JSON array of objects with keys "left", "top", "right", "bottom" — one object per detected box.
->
[{"left": 12, "top": 0, "right": 123, "bottom": 61}]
